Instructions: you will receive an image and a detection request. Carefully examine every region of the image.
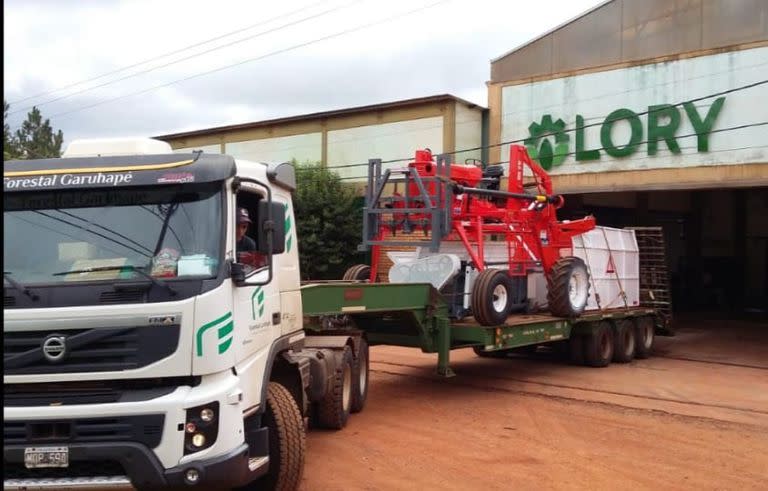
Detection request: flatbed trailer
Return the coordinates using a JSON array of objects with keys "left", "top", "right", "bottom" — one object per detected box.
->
[{"left": 301, "top": 282, "right": 662, "bottom": 377}]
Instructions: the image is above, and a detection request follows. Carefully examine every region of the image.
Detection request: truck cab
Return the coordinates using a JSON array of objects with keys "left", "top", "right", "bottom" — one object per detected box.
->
[{"left": 3, "top": 138, "right": 367, "bottom": 490}]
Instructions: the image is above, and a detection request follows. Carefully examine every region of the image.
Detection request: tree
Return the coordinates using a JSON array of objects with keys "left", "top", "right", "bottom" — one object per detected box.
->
[
  {"left": 293, "top": 162, "right": 364, "bottom": 280},
  {"left": 14, "top": 106, "right": 64, "bottom": 159},
  {"left": 4, "top": 99, "right": 19, "bottom": 160}
]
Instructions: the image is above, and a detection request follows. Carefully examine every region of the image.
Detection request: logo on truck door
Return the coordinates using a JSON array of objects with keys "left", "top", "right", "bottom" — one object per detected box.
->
[{"left": 196, "top": 312, "right": 234, "bottom": 356}]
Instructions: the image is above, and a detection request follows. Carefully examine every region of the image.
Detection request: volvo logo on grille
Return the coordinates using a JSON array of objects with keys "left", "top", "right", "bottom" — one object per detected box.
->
[{"left": 42, "top": 335, "right": 68, "bottom": 363}]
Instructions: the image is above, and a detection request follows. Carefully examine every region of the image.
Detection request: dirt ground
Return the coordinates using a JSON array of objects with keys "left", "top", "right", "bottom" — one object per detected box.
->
[{"left": 300, "top": 317, "right": 768, "bottom": 490}]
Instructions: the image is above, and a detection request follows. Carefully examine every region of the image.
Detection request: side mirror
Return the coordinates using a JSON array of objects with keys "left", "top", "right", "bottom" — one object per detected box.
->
[
  {"left": 230, "top": 261, "right": 246, "bottom": 284},
  {"left": 256, "top": 201, "right": 286, "bottom": 255}
]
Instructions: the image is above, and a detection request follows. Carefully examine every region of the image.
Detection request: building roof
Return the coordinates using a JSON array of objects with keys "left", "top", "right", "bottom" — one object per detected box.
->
[
  {"left": 155, "top": 94, "right": 485, "bottom": 140},
  {"left": 490, "top": 0, "right": 614, "bottom": 63}
]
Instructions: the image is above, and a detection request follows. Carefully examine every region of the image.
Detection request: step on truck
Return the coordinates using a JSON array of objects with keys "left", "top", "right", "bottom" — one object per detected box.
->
[{"left": 3, "top": 138, "right": 670, "bottom": 490}]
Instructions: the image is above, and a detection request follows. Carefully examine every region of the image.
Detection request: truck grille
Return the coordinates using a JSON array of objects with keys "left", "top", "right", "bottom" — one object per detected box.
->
[
  {"left": 4, "top": 414, "right": 165, "bottom": 448},
  {"left": 3, "top": 325, "right": 180, "bottom": 375}
]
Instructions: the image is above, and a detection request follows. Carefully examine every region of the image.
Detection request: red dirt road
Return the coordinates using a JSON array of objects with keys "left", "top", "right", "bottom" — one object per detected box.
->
[{"left": 300, "top": 319, "right": 768, "bottom": 490}]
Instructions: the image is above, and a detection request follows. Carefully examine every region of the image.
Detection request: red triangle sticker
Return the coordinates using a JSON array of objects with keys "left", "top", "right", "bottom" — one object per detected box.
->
[{"left": 606, "top": 256, "right": 616, "bottom": 274}]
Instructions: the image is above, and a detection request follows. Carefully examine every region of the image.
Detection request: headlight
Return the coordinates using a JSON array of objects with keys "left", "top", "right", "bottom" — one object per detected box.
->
[{"left": 183, "top": 401, "right": 219, "bottom": 455}]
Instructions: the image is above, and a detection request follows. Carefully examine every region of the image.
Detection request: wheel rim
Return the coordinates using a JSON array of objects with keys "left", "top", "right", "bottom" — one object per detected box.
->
[
  {"left": 568, "top": 270, "right": 588, "bottom": 309},
  {"left": 342, "top": 363, "right": 352, "bottom": 412},
  {"left": 492, "top": 284, "right": 508, "bottom": 313},
  {"left": 359, "top": 350, "right": 368, "bottom": 395}
]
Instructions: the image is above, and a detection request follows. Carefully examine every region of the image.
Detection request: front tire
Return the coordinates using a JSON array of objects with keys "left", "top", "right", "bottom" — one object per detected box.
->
[
  {"left": 257, "top": 382, "right": 305, "bottom": 491},
  {"left": 317, "top": 345, "right": 354, "bottom": 429},
  {"left": 547, "top": 257, "right": 590, "bottom": 317},
  {"left": 471, "top": 269, "right": 514, "bottom": 326}
]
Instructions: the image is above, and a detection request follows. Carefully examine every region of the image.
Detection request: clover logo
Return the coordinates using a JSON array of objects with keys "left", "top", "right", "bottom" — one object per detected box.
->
[{"left": 524, "top": 115, "right": 569, "bottom": 170}]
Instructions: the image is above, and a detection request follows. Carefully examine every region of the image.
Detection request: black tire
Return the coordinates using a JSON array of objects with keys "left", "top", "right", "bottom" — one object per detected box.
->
[
  {"left": 547, "top": 257, "right": 590, "bottom": 318},
  {"left": 583, "top": 321, "right": 614, "bottom": 367},
  {"left": 257, "top": 382, "right": 305, "bottom": 491},
  {"left": 612, "top": 319, "right": 636, "bottom": 363},
  {"left": 568, "top": 333, "right": 585, "bottom": 365},
  {"left": 471, "top": 269, "right": 514, "bottom": 326},
  {"left": 634, "top": 316, "right": 655, "bottom": 359},
  {"left": 351, "top": 338, "right": 369, "bottom": 414},
  {"left": 343, "top": 264, "right": 370, "bottom": 281},
  {"left": 317, "top": 345, "right": 354, "bottom": 430}
]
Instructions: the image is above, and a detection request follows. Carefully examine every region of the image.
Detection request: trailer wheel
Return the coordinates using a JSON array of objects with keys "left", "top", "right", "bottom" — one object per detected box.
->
[
  {"left": 471, "top": 269, "right": 514, "bottom": 326},
  {"left": 317, "top": 345, "right": 354, "bottom": 429},
  {"left": 255, "top": 382, "right": 305, "bottom": 491},
  {"left": 351, "top": 338, "right": 369, "bottom": 413},
  {"left": 612, "top": 319, "right": 636, "bottom": 363},
  {"left": 547, "top": 257, "right": 590, "bottom": 318},
  {"left": 583, "top": 321, "right": 613, "bottom": 367},
  {"left": 568, "top": 333, "right": 585, "bottom": 365},
  {"left": 472, "top": 346, "right": 506, "bottom": 358},
  {"left": 634, "top": 316, "right": 655, "bottom": 359},
  {"left": 343, "top": 264, "right": 371, "bottom": 282}
]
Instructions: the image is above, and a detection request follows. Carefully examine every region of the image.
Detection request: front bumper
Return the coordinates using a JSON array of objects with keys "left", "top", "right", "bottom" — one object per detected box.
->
[{"left": 3, "top": 441, "right": 268, "bottom": 490}]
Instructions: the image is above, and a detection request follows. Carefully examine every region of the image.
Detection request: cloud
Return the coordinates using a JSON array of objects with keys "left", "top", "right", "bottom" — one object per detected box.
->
[{"left": 3, "top": 0, "right": 603, "bottom": 143}]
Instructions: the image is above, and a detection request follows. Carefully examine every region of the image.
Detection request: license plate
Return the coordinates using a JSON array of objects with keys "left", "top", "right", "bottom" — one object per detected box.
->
[{"left": 24, "top": 447, "right": 69, "bottom": 469}]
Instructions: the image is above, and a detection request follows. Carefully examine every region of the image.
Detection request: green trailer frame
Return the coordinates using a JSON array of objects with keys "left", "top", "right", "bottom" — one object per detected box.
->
[{"left": 301, "top": 282, "right": 660, "bottom": 377}]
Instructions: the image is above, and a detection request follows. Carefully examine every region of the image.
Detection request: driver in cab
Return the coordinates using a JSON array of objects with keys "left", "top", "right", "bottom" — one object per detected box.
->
[{"left": 236, "top": 207, "right": 266, "bottom": 270}]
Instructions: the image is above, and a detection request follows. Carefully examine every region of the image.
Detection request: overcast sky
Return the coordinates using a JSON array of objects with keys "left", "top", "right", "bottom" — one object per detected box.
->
[{"left": 4, "top": 0, "right": 602, "bottom": 145}]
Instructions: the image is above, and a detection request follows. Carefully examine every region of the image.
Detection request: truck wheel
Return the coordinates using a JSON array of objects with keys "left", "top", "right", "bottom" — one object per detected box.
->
[
  {"left": 258, "top": 382, "right": 305, "bottom": 491},
  {"left": 472, "top": 346, "right": 505, "bottom": 358},
  {"left": 471, "top": 269, "right": 514, "bottom": 326},
  {"left": 634, "top": 316, "right": 655, "bottom": 359},
  {"left": 351, "top": 338, "right": 369, "bottom": 413},
  {"left": 612, "top": 319, "right": 636, "bottom": 363},
  {"left": 583, "top": 321, "right": 613, "bottom": 367},
  {"left": 317, "top": 345, "right": 354, "bottom": 429},
  {"left": 568, "top": 333, "right": 585, "bottom": 365},
  {"left": 547, "top": 257, "right": 590, "bottom": 318},
  {"left": 343, "top": 264, "right": 370, "bottom": 281}
]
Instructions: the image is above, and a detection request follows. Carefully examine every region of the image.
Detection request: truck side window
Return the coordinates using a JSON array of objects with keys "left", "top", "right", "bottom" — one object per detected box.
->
[{"left": 235, "top": 198, "right": 267, "bottom": 274}]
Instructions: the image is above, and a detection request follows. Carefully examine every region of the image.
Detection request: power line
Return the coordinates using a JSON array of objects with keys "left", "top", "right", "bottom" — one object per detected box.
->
[
  {"left": 306, "top": 78, "right": 768, "bottom": 171},
  {"left": 47, "top": 0, "right": 452, "bottom": 120},
  {"left": 7, "top": 0, "right": 330, "bottom": 107},
  {"left": 8, "top": 0, "right": 364, "bottom": 116}
]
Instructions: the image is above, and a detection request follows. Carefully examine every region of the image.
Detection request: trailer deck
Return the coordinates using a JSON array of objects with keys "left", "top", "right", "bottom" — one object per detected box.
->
[{"left": 301, "top": 282, "right": 660, "bottom": 376}]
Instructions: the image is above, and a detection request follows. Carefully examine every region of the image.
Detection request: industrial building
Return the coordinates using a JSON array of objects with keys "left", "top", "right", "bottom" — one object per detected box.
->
[{"left": 158, "top": 0, "right": 767, "bottom": 316}]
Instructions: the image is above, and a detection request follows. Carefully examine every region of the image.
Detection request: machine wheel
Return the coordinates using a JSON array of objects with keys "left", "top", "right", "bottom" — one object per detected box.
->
[
  {"left": 471, "top": 269, "right": 514, "bottom": 326},
  {"left": 351, "top": 338, "right": 369, "bottom": 413},
  {"left": 634, "top": 316, "right": 655, "bottom": 359},
  {"left": 316, "top": 345, "right": 354, "bottom": 430},
  {"left": 568, "top": 333, "right": 585, "bottom": 365},
  {"left": 255, "top": 382, "right": 305, "bottom": 491},
  {"left": 612, "top": 319, "right": 636, "bottom": 363},
  {"left": 343, "top": 264, "right": 370, "bottom": 281},
  {"left": 583, "top": 321, "right": 613, "bottom": 367},
  {"left": 547, "top": 257, "right": 590, "bottom": 317}
]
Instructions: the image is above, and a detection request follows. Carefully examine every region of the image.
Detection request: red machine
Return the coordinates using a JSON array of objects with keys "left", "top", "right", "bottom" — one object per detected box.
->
[{"left": 351, "top": 145, "right": 597, "bottom": 325}]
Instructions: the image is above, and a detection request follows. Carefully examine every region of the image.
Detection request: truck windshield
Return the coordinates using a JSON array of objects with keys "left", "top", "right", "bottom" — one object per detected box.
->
[{"left": 3, "top": 183, "right": 223, "bottom": 285}]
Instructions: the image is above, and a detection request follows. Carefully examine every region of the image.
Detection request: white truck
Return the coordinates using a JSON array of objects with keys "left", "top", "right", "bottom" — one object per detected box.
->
[{"left": 3, "top": 138, "right": 369, "bottom": 490}]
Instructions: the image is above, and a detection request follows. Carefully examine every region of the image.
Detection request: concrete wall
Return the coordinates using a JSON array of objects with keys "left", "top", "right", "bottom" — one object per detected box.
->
[
  {"left": 453, "top": 103, "right": 483, "bottom": 164},
  {"left": 225, "top": 133, "right": 322, "bottom": 164},
  {"left": 327, "top": 117, "right": 443, "bottom": 181}
]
